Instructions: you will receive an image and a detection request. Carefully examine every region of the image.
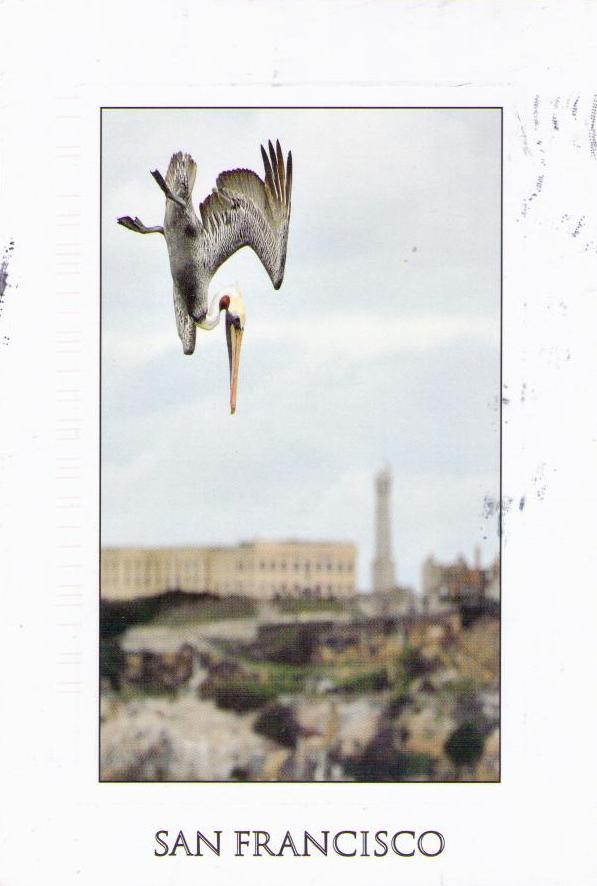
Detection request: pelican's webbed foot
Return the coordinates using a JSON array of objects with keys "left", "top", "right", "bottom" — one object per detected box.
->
[
  {"left": 150, "top": 169, "right": 186, "bottom": 209},
  {"left": 117, "top": 216, "right": 164, "bottom": 235}
]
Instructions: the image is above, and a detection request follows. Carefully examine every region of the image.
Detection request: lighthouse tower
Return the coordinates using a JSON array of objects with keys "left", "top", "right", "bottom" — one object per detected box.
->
[{"left": 372, "top": 466, "right": 396, "bottom": 593}]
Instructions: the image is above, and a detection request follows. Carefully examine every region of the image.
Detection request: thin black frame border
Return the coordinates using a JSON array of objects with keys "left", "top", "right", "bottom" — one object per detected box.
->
[{"left": 99, "top": 105, "right": 503, "bottom": 785}]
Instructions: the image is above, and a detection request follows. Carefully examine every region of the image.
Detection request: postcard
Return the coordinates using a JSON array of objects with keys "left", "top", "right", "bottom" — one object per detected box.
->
[
  {"left": 0, "top": 3, "right": 595, "bottom": 885},
  {"left": 100, "top": 106, "right": 501, "bottom": 787}
]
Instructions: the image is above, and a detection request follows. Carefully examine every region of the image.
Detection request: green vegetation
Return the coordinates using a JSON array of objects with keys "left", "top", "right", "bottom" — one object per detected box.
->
[
  {"left": 439, "top": 676, "right": 477, "bottom": 697},
  {"left": 459, "top": 599, "right": 500, "bottom": 628},
  {"left": 345, "top": 745, "right": 435, "bottom": 781},
  {"left": 259, "top": 624, "right": 318, "bottom": 666},
  {"left": 274, "top": 597, "right": 344, "bottom": 615},
  {"left": 118, "top": 682, "right": 180, "bottom": 701},
  {"left": 101, "top": 598, "right": 162, "bottom": 640},
  {"left": 244, "top": 658, "right": 399, "bottom": 698},
  {"left": 386, "top": 691, "right": 411, "bottom": 718},
  {"left": 444, "top": 722, "right": 485, "bottom": 771},
  {"left": 338, "top": 668, "right": 389, "bottom": 694},
  {"left": 400, "top": 645, "right": 434, "bottom": 680},
  {"left": 248, "top": 661, "right": 308, "bottom": 695},
  {"left": 100, "top": 592, "right": 256, "bottom": 638},
  {"left": 100, "top": 640, "right": 125, "bottom": 690},
  {"left": 152, "top": 595, "right": 257, "bottom": 626},
  {"left": 212, "top": 680, "right": 277, "bottom": 713}
]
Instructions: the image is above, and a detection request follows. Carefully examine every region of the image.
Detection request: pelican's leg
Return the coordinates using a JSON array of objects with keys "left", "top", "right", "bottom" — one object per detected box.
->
[
  {"left": 117, "top": 216, "right": 164, "bottom": 235},
  {"left": 150, "top": 169, "right": 186, "bottom": 209}
]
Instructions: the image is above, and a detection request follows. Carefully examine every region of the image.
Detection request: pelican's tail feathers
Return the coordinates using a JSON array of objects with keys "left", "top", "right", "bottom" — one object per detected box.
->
[{"left": 165, "top": 151, "right": 197, "bottom": 203}]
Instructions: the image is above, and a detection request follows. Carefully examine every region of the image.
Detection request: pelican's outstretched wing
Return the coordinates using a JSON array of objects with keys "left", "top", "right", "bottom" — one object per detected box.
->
[{"left": 199, "top": 139, "right": 292, "bottom": 289}]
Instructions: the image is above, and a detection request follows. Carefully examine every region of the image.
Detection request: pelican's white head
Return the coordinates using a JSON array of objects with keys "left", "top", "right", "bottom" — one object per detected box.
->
[{"left": 218, "top": 284, "right": 246, "bottom": 415}]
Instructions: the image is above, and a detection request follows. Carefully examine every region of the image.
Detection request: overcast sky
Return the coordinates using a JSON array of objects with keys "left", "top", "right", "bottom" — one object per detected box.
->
[{"left": 101, "top": 108, "right": 500, "bottom": 592}]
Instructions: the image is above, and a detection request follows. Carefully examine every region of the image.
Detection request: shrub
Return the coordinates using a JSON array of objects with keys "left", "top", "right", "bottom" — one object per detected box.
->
[
  {"left": 275, "top": 597, "right": 343, "bottom": 615},
  {"left": 386, "top": 692, "right": 411, "bottom": 718},
  {"left": 444, "top": 722, "right": 485, "bottom": 771},
  {"left": 339, "top": 669, "right": 389, "bottom": 694},
  {"left": 260, "top": 625, "right": 317, "bottom": 666},
  {"left": 100, "top": 640, "right": 125, "bottom": 690},
  {"left": 345, "top": 744, "right": 434, "bottom": 781},
  {"left": 460, "top": 599, "right": 500, "bottom": 628},
  {"left": 99, "top": 590, "right": 226, "bottom": 639},
  {"left": 212, "top": 681, "right": 276, "bottom": 713},
  {"left": 254, "top": 704, "right": 300, "bottom": 748},
  {"left": 401, "top": 646, "right": 433, "bottom": 680}
]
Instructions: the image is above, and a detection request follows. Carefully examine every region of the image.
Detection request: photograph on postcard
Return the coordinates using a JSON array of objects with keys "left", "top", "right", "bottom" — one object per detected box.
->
[{"left": 100, "top": 107, "right": 501, "bottom": 782}]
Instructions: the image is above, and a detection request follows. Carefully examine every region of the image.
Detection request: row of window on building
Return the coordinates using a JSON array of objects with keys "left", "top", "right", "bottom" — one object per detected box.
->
[
  {"left": 104, "top": 560, "right": 353, "bottom": 580},
  {"left": 245, "top": 560, "right": 353, "bottom": 573},
  {"left": 212, "top": 582, "right": 353, "bottom": 596}
]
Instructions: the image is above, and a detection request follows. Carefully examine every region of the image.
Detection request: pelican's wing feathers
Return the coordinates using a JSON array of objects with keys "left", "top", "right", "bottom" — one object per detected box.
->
[
  {"left": 199, "top": 139, "right": 292, "bottom": 289},
  {"left": 165, "top": 151, "right": 197, "bottom": 203}
]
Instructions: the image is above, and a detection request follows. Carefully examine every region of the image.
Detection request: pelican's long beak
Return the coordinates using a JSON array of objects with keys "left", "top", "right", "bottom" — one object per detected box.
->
[{"left": 226, "top": 316, "right": 244, "bottom": 414}]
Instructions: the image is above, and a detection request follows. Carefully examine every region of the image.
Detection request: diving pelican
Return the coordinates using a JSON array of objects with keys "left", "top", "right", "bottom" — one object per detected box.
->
[{"left": 117, "top": 139, "right": 293, "bottom": 413}]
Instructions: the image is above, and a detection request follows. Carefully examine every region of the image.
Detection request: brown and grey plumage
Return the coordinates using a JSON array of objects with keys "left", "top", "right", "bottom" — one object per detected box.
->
[{"left": 117, "top": 140, "right": 293, "bottom": 357}]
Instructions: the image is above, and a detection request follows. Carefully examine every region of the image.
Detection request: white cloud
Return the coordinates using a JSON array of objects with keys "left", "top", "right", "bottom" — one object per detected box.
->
[
  {"left": 251, "top": 310, "right": 497, "bottom": 363},
  {"left": 104, "top": 327, "right": 178, "bottom": 369}
]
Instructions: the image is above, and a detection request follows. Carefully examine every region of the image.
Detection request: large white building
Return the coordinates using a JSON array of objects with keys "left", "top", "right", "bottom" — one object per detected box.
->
[{"left": 101, "top": 540, "right": 357, "bottom": 602}]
